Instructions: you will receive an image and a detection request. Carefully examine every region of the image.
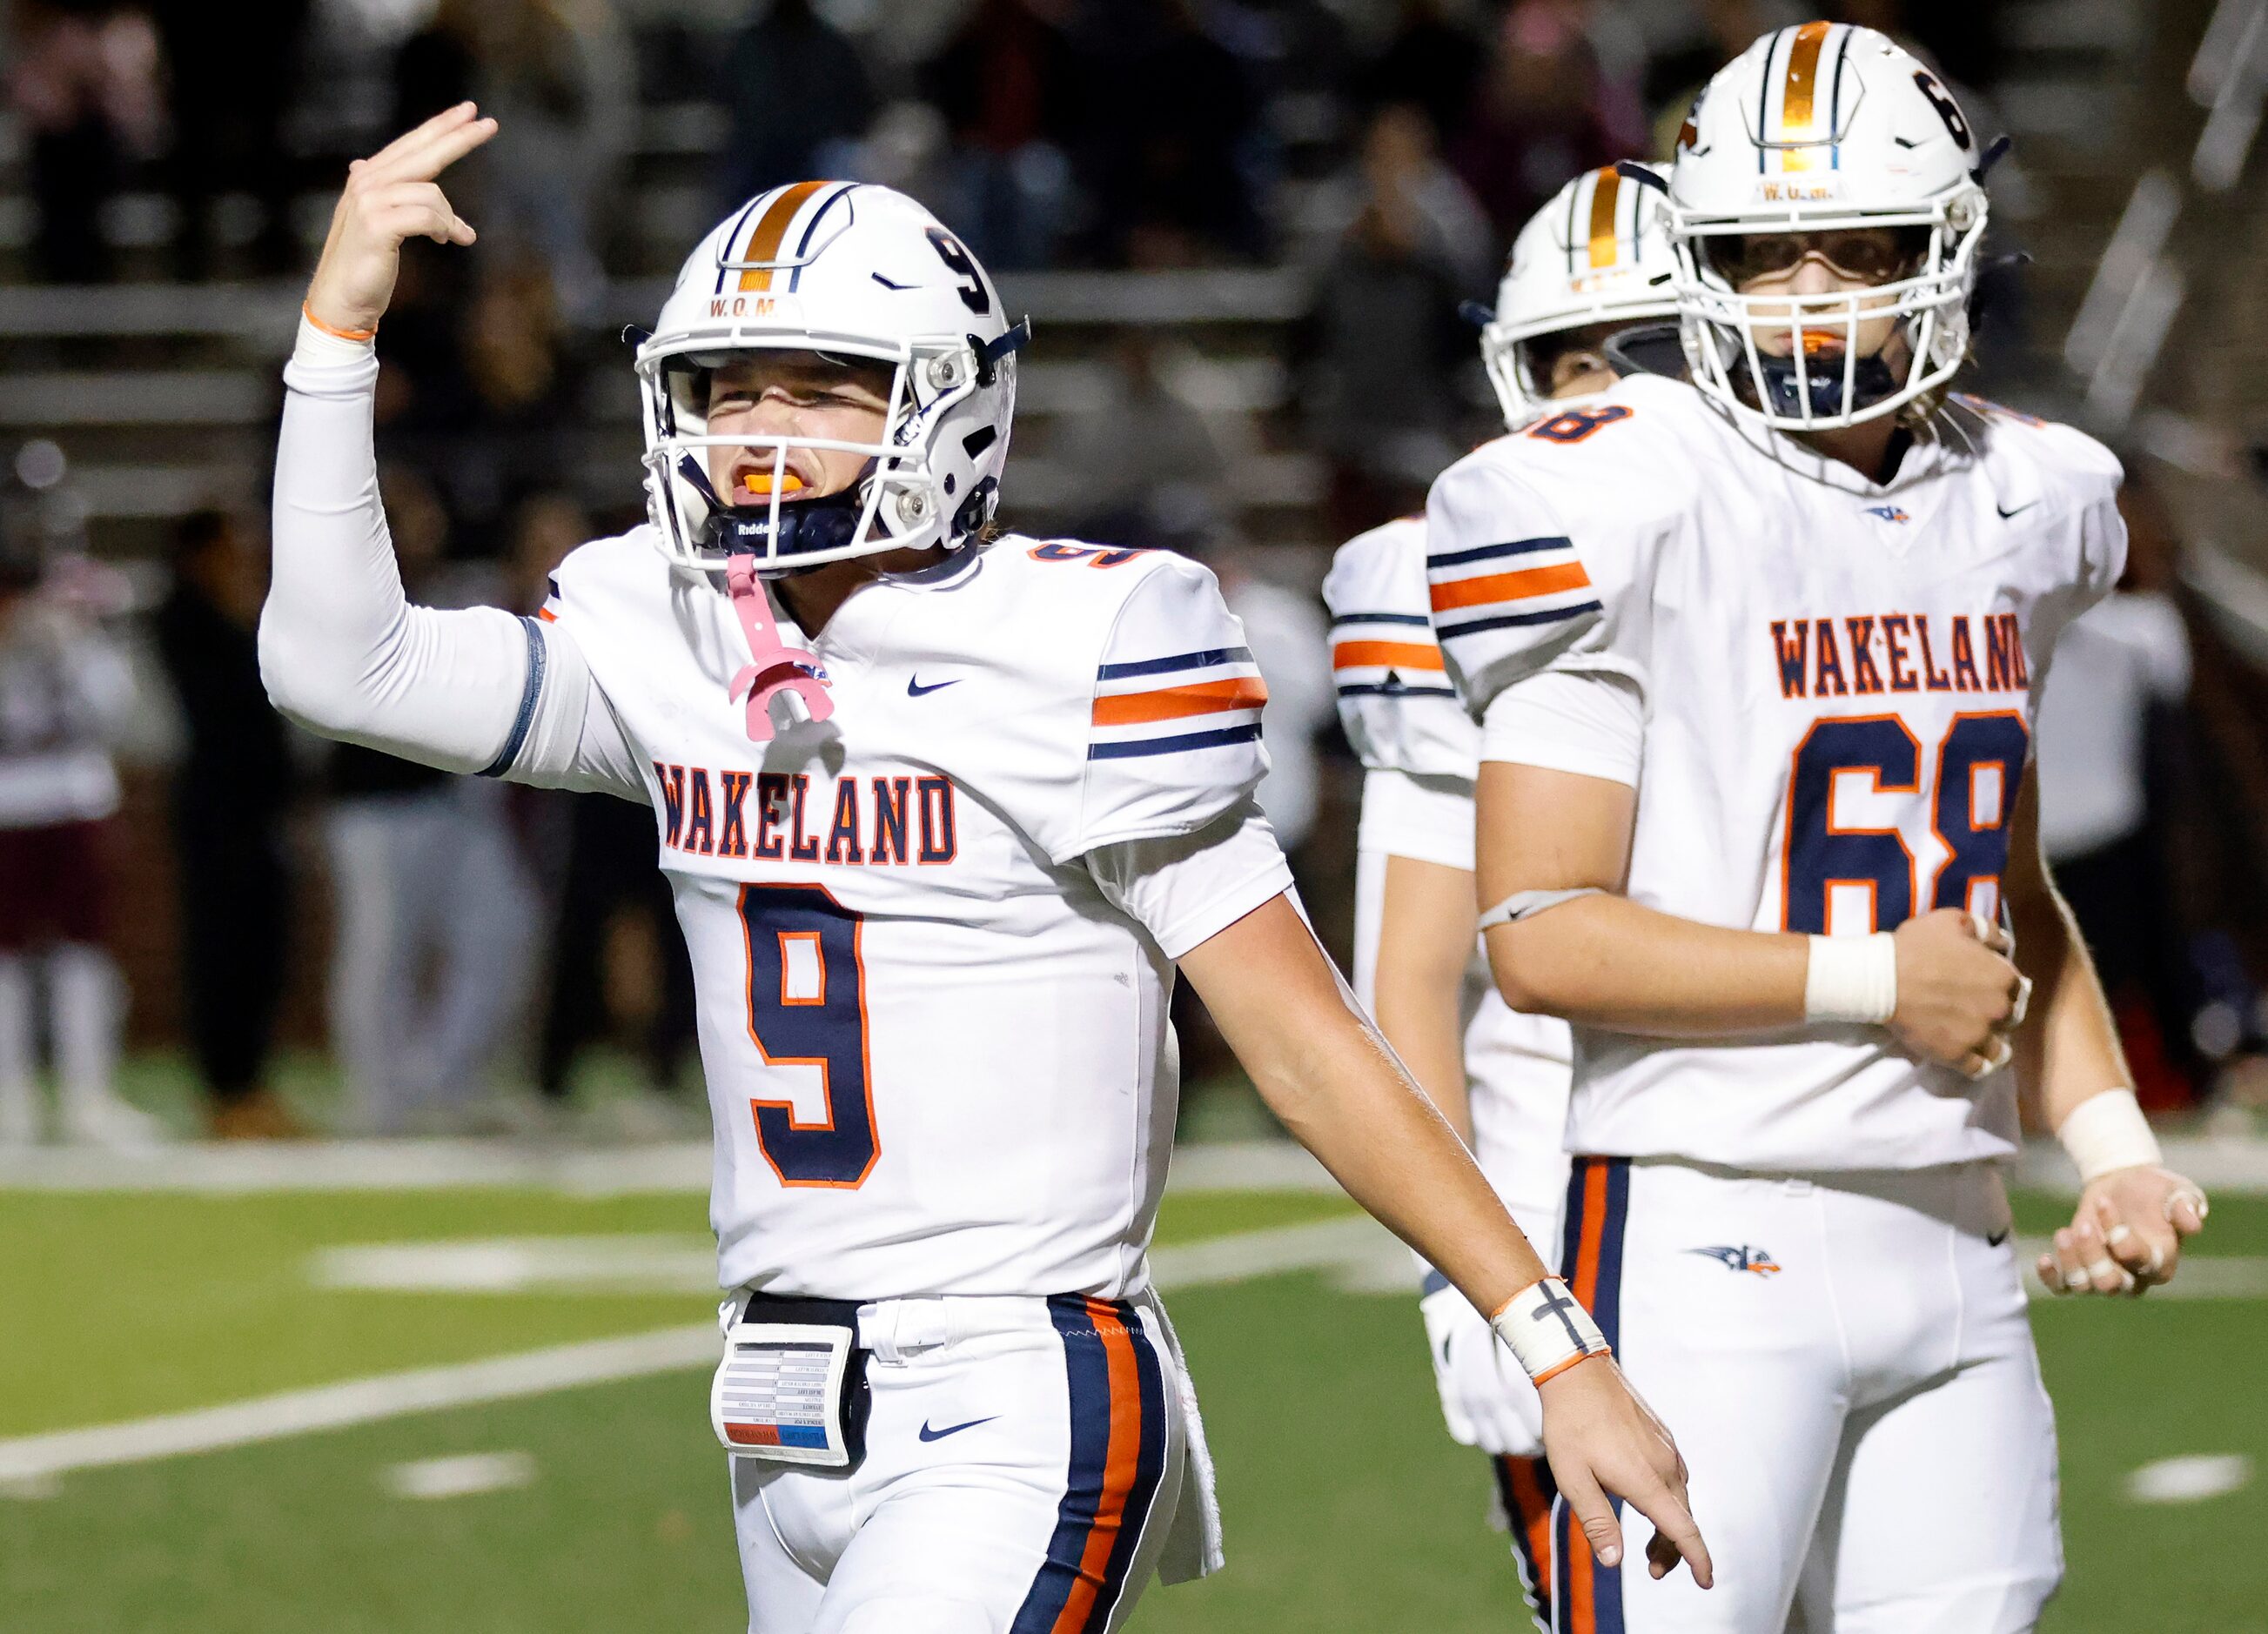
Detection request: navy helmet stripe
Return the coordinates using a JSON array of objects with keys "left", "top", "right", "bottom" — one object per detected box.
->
[
  {"left": 787, "top": 183, "right": 858, "bottom": 292},
  {"left": 713, "top": 192, "right": 767, "bottom": 295},
  {"left": 1426, "top": 536, "right": 1574, "bottom": 570},
  {"left": 1097, "top": 646, "right": 1256, "bottom": 681},
  {"left": 1088, "top": 723, "right": 1263, "bottom": 761}
]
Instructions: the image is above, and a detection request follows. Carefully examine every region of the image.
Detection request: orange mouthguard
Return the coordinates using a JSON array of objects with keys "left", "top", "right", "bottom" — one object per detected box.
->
[{"left": 741, "top": 471, "right": 807, "bottom": 497}]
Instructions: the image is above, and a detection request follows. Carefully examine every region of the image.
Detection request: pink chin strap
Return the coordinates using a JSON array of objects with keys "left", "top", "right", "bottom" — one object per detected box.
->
[{"left": 723, "top": 554, "right": 834, "bottom": 742}]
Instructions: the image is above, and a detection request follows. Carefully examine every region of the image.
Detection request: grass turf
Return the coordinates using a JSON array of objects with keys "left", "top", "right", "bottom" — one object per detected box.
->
[{"left": 0, "top": 1189, "right": 2260, "bottom": 1631}]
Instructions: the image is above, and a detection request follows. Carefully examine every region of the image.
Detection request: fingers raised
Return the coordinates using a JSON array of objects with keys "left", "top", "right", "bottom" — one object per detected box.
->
[{"left": 359, "top": 104, "right": 498, "bottom": 188}]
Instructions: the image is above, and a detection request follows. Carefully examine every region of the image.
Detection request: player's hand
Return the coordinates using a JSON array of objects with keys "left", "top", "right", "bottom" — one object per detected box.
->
[
  {"left": 1888, "top": 908, "right": 2025, "bottom": 1079},
  {"left": 1538, "top": 1356, "right": 1712, "bottom": 1588},
  {"left": 305, "top": 103, "right": 496, "bottom": 337},
  {"left": 2037, "top": 1167, "right": 2208, "bottom": 1296}
]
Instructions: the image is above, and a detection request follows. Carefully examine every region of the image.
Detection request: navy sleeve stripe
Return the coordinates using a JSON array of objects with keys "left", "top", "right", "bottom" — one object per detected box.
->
[
  {"left": 1328, "top": 611, "right": 1433, "bottom": 628},
  {"left": 1435, "top": 600, "right": 1602, "bottom": 640},
  {"left": 1426, "top": 535, "right": 1574, "bottom": 570},
  {"left": 1097, "top": 645, "right": 1255, "bottom": 681},
  {"left": 1335, "top": 681, "right": 1459, "bottom": 699},
  {"left": 477, "top": 615, "right": 547, "bottom": 779},
  {"left": 1086, "top": 722, "right": 1264, "bottom": 760}
]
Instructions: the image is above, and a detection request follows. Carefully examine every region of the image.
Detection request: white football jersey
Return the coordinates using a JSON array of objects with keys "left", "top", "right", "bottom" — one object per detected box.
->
[
  {"left": 1324, "top": 516, "right": 1572, "bottom": 1225},
  {"left": 542, "top": 532, "right": 1282, "bottom": 1298},
  {"left": 1428, "top": 377, "right": 2124, "bottom": 1171}
]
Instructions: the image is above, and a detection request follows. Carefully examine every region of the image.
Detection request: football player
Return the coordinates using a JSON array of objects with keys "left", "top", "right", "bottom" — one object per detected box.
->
[
  {"left": 260, "top": 107, "right": 1708, "bottom": 1632},
  {"left": 1426, "top": 25, "right": 2211, "bottom": 1632},
  {"left": 1322, "top": 162, "right": 1678, "bottom": 1632}
]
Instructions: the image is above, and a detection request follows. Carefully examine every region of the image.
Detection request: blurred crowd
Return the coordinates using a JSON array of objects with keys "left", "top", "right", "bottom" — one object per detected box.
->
[{"left": 3, "top": 0, "right": 2265, "bottom": 1144}]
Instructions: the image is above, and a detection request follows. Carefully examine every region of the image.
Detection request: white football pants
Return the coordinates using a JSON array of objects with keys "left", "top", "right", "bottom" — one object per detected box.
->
[
  {"left": 1543, "top": 1157, "right": 2060, "bottom": 1634},
  {"left": 733, "top": 1293, "right": 1192, "bottom": 1634}
]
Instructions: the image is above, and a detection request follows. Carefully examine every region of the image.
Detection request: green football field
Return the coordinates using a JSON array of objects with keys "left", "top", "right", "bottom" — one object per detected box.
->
[{"left": 0, "top": 1170, "right": 2261, "bottom": 1632}]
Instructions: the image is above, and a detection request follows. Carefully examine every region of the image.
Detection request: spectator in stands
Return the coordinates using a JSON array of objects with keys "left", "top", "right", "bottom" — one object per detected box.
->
[
  {"left": 1065, "top": 0, "right": 1265, "bottom": 265},
  {"left": 1305, "top": 98, "right": 1492, "bottom": 295},
  {"left": 0, "top": 443, "right": 158, "bottom": 1145},
  {"left": 1298, "top": 103, "right": 1475, "bottom": 539},
  {"left": 2034, "top": 468, "right": 2198, "bottom": 1103},
  {"left": 1052, "top": 330, "right": 1230, "bottom": 552},
  {"left": 921, "top": 0, "right": 1078, "bottom": 271},
  {"left": 1360, "top": 0, "right": 1486, "bottom": 149},
  {"left": 320, "top": 467, "right": 540, "bottom": 1135},
  {"left": 151, "top": 0, "right": 307, "bottom": 278},
  {"left": 506, "top": 494, "right": 700, "bottom": 1137},
  {"left": 1447, "top": 0, "right": 1635, "bottom": 244},
  {"left": 4, "top": 0, "right": 163, "bottom": 283},
  {"left": 153, "top": 510, "right": 303, "bottom": 1139},
  {"left": 715, "top": 0, "right": 876, "bottom": 211}
]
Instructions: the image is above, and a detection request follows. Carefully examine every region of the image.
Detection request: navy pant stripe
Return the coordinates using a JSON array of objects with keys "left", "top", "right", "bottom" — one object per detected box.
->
[{"left": 1010, "top": 1295, "right": 1115, "bottom": 1634}]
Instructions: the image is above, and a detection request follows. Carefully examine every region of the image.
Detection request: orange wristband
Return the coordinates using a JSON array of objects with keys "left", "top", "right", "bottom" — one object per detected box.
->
[{"left": 301, "top": 303, "right": 377, "bottom": 343}]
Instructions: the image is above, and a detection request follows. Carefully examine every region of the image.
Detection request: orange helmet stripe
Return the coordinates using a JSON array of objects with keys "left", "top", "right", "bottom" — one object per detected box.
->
[
  {"left": 1780, "top": 20, "right": 1834, "bottom": 172},
  {"left": 1586, "top": 165, "right": 1621, "bottom": 271},
  {"left": 736, "top": 179, "right": 831, "bottom": 293}
]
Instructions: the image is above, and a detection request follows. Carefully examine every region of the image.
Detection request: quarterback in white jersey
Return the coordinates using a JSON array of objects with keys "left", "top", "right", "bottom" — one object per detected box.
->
[
  {"left": 1325, "top": 162, "right": 1676, "bottom": 1631},
  {"left": 261, "top": 107, "right": 1711, "bottom": 1633},
  {"left": 1427, "top": 26, "right": 2209, "bottom": 1634}
]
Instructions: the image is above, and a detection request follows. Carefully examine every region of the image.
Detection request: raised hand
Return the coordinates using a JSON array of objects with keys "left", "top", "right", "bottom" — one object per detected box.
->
[
  {"left": 305, "top": 103, "right": 498, "bottom": 337},
  {"left": 2038, "top": 1167, "right": 2209, "bottom": 1296},
  {"left": 1889, "top": 907, "right": 2026, "bottom": 1079},
  {"left": 1539, "top": 1356, "right": 1714, "bottom": 1587}
]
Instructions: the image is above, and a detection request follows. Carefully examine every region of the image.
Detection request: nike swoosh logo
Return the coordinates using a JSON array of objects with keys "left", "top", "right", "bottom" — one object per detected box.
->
[
  {"left": 907, "top": 676, "right": 961, "bottom": 697},
  {"left": 1988, "top": 1228, "right": 2011, "bottom": 1247},
  {"left": 916, "top": 1416, "right": 996, "bottom": 1443},
  {"left": 1996, "top": 501, "right": 2037, "bottom": 520}
]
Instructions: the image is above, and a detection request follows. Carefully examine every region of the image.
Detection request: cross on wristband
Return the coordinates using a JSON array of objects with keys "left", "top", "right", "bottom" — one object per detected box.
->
[{"left": 1491, "top": 1276, "right": 1612, "bottom": 1385}]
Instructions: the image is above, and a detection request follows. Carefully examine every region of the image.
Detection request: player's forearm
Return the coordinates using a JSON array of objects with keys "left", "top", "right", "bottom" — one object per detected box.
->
[
  {"left": 1369, "top": 854, "right": 1480, "bottom": 1138},
  {"left": 2008, "top": 871, "right": 2130, "bottom": 1131},
  {"left": 1184, "top": 898, "right": 1550, "bottom": 1316},
  {"left": 260, "top": 336, "right": 529, "bottom": 772},
  {"left": 1372, "top": 968, "right": 1473, "bottom": 1139},
  {"left": 1486, "top": 894, "right": 1810, "bottom": 1037}
]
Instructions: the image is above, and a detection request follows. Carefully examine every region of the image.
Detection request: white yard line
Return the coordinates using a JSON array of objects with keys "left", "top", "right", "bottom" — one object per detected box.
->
[{"left": 0, "top": 1215, "right": 1398, "bottom": 1484}]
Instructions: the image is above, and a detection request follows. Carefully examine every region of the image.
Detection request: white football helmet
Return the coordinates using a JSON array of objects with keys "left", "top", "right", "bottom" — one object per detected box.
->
[
  {"left": 635, "top": 181, "right": 1028, "bottom": 576},
  {"left": 1480, "top": 163, "right": 1679, "bottom": 426},
  {"left": 1667, "top": 22, "right": 1990, "bottom": 431}
]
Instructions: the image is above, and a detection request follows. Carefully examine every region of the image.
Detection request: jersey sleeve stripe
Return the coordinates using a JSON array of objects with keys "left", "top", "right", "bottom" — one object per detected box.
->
[
  {"left": 1096, "top": 645, "right": 1254, "bottom": 681},
  {"left": 1086, "top": 722, "right": 1263, "bottom": 760},
  {"left": 1435, "top": 600, "right": 1603, "bottom": 639},
  {"left": 1091, "top": 675, "right": 1269, "bottom": 727},
  {"left": 1328, "top": 609, "right": 1433, "bottom": 627},
  {"left": 1332, "top": 640, "right": 1445, "bottom": 673},
  {"left": 1430, "top": 559, "right": 1594, "bottom": 613},
  {"left": 1335, "top": 680, "right": 1459, "bottom": 699},
  {"left": 476, "top": 615, "right": 547, "bottom": 779},
  {"left": 1427, "top": 535, "right": 1574, "bottom": 570}
]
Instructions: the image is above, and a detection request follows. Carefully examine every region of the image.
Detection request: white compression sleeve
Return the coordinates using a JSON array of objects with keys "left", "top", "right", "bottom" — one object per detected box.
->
[{"left": 261, "top": 320, "right": 621, "bottom": 789}]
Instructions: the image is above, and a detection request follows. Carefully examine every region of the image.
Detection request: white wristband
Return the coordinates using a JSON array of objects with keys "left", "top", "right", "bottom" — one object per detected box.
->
[
  {"left": 292, "top": 311, "right": 377, "bottom": 370},
  {"left": 1490, "top": 1276, "right": 1611, "bottom": 1386},
  {"left": 1805, "top": 933, "right": 1898, "bottom": 1024},
  {"left": 2056, "top": 1088, "right": 2162, "bottom": 1183}
]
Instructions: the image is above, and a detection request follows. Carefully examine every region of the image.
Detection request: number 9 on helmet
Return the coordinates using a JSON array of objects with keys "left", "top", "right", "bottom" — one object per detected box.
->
[{"left": 635, "top": 182, "right": 1030, "bottom": 578}]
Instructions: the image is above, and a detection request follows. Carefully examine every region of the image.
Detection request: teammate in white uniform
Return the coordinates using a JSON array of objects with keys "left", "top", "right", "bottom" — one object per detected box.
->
[
  {"left": 1324, "top": 163, "right": 1678, "bottom": 1631},
  {"left": 260, "top": 108, "right": 1710, "bottom": 1633},
  {"left": 1425, "top": 27, "right": 2211, "bottom": 1633}
]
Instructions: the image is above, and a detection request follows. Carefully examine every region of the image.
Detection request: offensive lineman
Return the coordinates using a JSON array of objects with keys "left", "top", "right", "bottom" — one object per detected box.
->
[
  {"left": 259, "top": 108, "right": 1709, "bottom": 1632},
  {"left": 1427, "top": 26, "right": 2209, "bottom": 1632},
  {"left": 1323, "top": 163, "right": 1679, "bottom": 1631}
]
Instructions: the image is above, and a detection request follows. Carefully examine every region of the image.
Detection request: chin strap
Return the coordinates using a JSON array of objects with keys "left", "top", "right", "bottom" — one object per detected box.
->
[{"left": 723, "top": 555, "right": 833, "bottom": 742}]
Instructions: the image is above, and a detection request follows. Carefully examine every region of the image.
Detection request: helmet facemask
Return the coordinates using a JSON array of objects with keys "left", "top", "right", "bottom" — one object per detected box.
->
[
  {"left": 637, "top": 328, "right": 1019, "bottom": 579},
  {"left": 1674, "top": 195, "right": 1985, "bottom": 432}
]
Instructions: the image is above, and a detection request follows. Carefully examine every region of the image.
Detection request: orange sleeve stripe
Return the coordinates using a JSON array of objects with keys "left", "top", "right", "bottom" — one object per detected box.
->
[
  {"left": 1091, "top": 675, "right": 1268, "bottom": 727},
  {"left": 1428, "top": 560, "right": 1593, "bottom": 613},
  {"left": 1331, "top": 640, "right": 1444, "bottom": 672}
]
